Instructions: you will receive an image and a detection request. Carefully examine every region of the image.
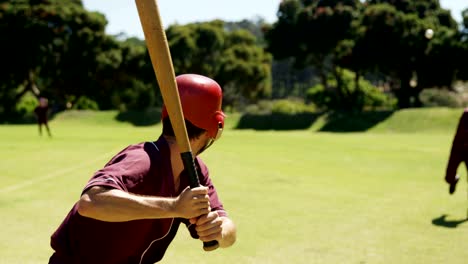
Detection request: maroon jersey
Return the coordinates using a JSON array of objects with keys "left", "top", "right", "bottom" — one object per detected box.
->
[
  {"left": 34, "top": 105, "right": 48, "bottom": 124},
  {"left": 446, "top": 108, "right": 468, "bottom": 184},
  {"left": 50, "top": 136, "right": 226, "bottom": 264}
]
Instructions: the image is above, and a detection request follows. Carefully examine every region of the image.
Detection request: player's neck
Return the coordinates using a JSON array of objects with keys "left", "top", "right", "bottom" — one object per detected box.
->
[{"left": 165, "top": 136, "right": 184, "bottom": 190}]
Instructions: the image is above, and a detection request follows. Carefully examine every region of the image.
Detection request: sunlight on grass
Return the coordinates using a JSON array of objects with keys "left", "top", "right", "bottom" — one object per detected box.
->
[{"left": 0, "top": 109, "right": 467, "bottom": 264}]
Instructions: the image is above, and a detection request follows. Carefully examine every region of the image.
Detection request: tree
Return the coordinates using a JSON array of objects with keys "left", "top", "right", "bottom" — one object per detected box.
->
[
  {"left": 0, "top": 0, "right": 112, "bottom": 119},
  {"left": 352, "top": 1, "right": 461, "bottom": 108},
  {"left": 93, "top": 37, "right": 159, "bottom": 111},
  {"left": 265, "top": 0, "right": 364, "bottom": 111},
  {"left": 217, "top": 29, "right": 272, "bottom": 105},
  {"left": 455, "top": 8, "right": 468, "bottom": 81},
  {"left": 166, "top": 21, "right": 272, "bottom": 108},
  {"left": 224, "top": 17, "right": 269, "bottom": 46}
]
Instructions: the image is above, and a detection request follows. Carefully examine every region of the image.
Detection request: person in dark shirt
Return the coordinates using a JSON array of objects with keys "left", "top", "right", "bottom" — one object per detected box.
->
[
  {"left": 445, "top": 108, "right": 468, "bottom": 194},
  {"left": 49, "top": 74, "right": 236, "bottom": 264},
  {"left": 34, "top": 97, "right": 52, "bottom": 137}
]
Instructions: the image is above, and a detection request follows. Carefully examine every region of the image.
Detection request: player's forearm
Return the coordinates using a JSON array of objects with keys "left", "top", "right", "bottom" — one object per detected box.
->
[
  {"left": 218, "top": 216, "right": 237, "bottom": 248},
  {"left": 77, "top": 187, "right": 177, "bottom": 222}
]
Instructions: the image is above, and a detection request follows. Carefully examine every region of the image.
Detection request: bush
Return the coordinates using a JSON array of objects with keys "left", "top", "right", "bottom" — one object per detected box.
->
[
  {"left": 419, "top": 88, "right": 462, "bottom": 108},
  {"left": 271, "top": 99, "right": 316, "bottom": 114},
  {"left": 244, "top": 98, "right": 315, "bottom": 115},
  {"left": 243, "top": 100, "right": 273, "bottom": 115},
  {"left": 358, "top": 80, "right": 397, "bottom": 110},
  {"left": 238, "top": 99, "right": 317, "bottom": 130},
  {"left": 115, "top": 107, "right": 162, "bottom": 126},
  {"left": 112, "top": 79, "right": 156, "bottom": 111},
  {"left": 306, "top": 84, "right": 332, "bottom": 110},
  {"left": 14, "top": 91, "right": 38, "bottom": 123},
  {"left": 73, "top": 96, "right": 99, "bottom": 110},
  {"left": 16, "top": 92, "right": 38, "bottom": 116},
  {"left": 306, "top": 69, "right": 396, "bottom": 111}
]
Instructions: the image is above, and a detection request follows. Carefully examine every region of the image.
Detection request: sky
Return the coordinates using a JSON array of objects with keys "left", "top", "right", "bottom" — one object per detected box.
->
[{"left": 82, "top": 0, "right": 466, "bottom": 39}]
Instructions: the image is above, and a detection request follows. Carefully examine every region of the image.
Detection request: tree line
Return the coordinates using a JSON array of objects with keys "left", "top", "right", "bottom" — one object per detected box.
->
[
  {"left": 266, "top": 0, "right": 468, "bottom": 110},
  {"left": 1, "top": 0, "right": 467, "bottom": 122}
]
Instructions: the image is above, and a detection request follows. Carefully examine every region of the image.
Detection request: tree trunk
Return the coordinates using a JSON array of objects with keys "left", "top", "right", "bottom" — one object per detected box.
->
[
  {"left": 331, "top": 66, "right": 347, "bottom": 110},
  {"left": 394, "top": 72, "right": 412, "bottom": 108},
  {"left": 318, "top": 65, "right": 328, "bottom": 91},
  {"left": 354, "top": 71, "right": 363, "bottom": 112},
  {"left": 14, "top": 70, "right": 40, "bottom": 102}
]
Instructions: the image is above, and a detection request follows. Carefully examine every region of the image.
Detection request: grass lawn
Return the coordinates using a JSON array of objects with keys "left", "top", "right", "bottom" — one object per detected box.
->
[{"left": 0, "top": 109, "right": 467, "bottom": 263}]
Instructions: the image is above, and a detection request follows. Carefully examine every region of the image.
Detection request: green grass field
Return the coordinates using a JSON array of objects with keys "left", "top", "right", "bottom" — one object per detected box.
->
[{"left": 1, "top": 109, "right": 467, "bottom": 263}]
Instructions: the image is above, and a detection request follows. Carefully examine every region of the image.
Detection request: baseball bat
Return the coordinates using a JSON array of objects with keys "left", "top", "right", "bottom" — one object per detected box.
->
[{"left": 135, "top": 0, "right": 219, "bottom": 251}]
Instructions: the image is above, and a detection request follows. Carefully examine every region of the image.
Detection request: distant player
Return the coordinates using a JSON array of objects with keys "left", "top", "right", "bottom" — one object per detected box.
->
[
  {"left": 34, "top": 97, "right": 52, "bottom": 137},
  {"left": 445, "top": 108, "right": 468, "bottom": 194}
]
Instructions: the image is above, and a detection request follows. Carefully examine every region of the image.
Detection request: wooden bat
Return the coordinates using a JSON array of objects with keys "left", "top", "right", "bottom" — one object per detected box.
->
[{"left": 135, "top": 0, "right": 219, "bottom": 252}]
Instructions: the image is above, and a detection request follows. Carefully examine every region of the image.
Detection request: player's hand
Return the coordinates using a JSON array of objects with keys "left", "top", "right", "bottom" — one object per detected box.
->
[
  {"left": 174, "top": 186, "right": 210, "bottom": 219},
  {"left": 190, "top": 211, "right": 223, "bottom": 242},
  {"left": 449, "top": 174, "right": 460, "bottom": 195}
]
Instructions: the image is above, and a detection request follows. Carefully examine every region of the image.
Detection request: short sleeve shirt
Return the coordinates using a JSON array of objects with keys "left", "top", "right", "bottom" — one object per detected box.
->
[
  {"left": 50, "top": 136, "right": 226, "bottom": 264},
  {"left": 34, "top": 105, "right": 48, "bottom": 123}
]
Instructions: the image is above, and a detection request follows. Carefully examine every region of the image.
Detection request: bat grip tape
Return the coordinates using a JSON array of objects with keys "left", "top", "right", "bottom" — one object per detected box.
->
[
  {"left": 180, "top": 152, "right": 220, "bottom": 251},
  {"left": 181, "top": 152, "right": 200, "bottom": 189}
]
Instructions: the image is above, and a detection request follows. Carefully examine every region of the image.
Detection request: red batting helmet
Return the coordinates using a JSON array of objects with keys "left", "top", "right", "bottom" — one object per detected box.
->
[{"left": 162, "top": 74, "right": 225, "bottom": 140}]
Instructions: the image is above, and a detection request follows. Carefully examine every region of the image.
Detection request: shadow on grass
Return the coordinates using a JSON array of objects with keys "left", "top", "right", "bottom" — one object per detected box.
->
[
  {"left": 432, "top": 214, "right": 468, "bottom": 228},
  {"left": 234, "top": 110, "right": 394, "bottom": 132},
  {"left": 0, "top": 112, "right": 58, "bottom": 125},
  {"left": 236, "top": 112, "right": 321, "bottom": 130},
  {"left": 115, "top": 109, "right": 162, "bottom": 126},
  {"left": 319, "top": 111, "right": 394, "bottom": 132}
]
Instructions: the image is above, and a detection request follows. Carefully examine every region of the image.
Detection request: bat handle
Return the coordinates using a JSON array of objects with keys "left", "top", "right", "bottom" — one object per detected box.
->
[
  {"left": 181, "top": 152, "right": 201, "bottom": 189},
  {"left": 181, "top": 152, "right": 220, "bottom": 251}
]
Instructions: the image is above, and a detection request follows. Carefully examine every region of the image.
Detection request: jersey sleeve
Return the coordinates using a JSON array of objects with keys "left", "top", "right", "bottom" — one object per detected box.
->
[
  {"left": 82, "top": 144, "right": 151, "bottom": 195},
  {"left": 196, "top": 158, "right": 227, "bottom": 217}
]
